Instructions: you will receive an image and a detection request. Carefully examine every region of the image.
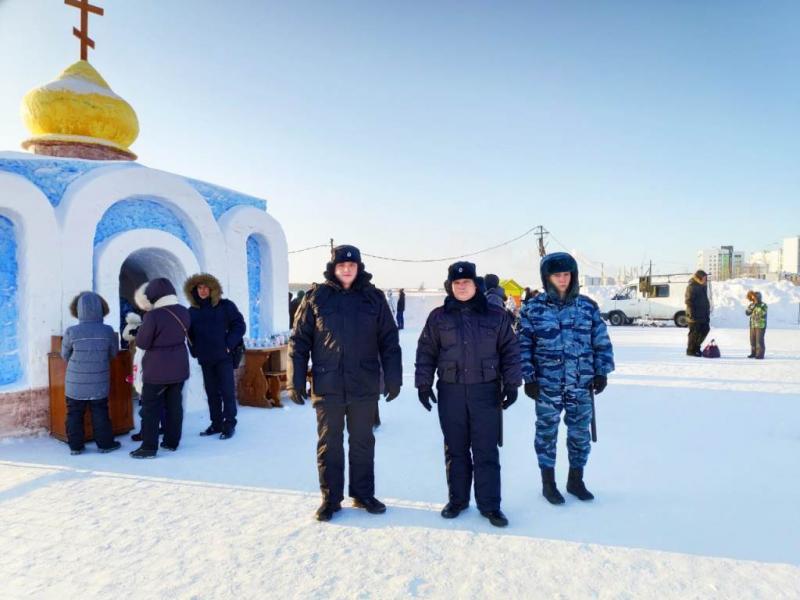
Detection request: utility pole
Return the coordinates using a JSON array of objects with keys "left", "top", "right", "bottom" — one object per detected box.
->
[
  {"left": 329, "top": 238, "right": 334, "bottom": 253},
  {"left": 535, "top": 225, "right": 549, "bottom": 258}
]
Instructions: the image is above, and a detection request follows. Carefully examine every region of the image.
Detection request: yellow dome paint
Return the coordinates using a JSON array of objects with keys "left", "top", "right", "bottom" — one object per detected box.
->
[{"left": 21, "top": 60, "right": 138, "bottom": 154}]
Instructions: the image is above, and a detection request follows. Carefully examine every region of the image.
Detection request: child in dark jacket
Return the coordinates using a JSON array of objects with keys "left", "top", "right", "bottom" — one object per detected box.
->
[{"left": 61, "top": 292, "right": 121, "bottom": 455}]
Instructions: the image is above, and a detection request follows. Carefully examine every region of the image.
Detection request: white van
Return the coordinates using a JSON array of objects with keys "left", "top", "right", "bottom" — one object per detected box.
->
[{"left": 598, "top": 274, "right": 703, "bottom": 327}]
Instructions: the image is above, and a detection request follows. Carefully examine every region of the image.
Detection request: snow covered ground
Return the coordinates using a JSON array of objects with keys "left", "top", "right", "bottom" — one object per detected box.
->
[{"left": 2, "top": 326, "right": 800, "bottom": 598}]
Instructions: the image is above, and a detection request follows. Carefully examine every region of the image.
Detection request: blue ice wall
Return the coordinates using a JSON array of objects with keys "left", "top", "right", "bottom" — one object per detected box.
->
[
  {"left": 187, "top": 178, "right": 267, "bottom": 220},
  {"left": 247, "top": 235, "right": 261, "bottom": 339},
  {"left": 0, "top": 155, "right": 267, "bottom": 218},
  {"left": 94, "top": 197, "right": 194, "bottom": 250},
  {"left": 0, "top": 157, "right": 138, "bottom": 207},
  {"left": 0, "top": 216, "right": 21, "bottom": 385}
]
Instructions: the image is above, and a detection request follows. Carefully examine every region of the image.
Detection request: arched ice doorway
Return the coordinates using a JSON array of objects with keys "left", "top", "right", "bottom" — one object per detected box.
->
[{"left": 93, "top": 230, "right": 205, "bottom": 409}]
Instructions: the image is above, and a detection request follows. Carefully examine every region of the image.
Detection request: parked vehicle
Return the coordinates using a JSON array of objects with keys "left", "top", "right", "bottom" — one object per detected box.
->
[{"left": 599, "top": 274, "right": 705, "bottom": 327}]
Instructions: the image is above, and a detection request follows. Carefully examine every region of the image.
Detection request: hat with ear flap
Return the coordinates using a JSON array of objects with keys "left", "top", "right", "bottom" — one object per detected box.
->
[{"left": 444, "top": 261, "right": 478, "bottom": 295}]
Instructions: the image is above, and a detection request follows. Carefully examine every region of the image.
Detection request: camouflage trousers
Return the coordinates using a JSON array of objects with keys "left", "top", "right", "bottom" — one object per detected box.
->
[{"left": 534, "top": 387, "right": 593, "bottom": 469}]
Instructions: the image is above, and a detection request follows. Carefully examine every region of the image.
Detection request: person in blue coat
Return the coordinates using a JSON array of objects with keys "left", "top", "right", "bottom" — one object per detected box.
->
[
  {"left": 61, "top": 292, "right": 121, "bottom": 455},
  {"left": 518, "top": 252, "right": 615, "bottom": 504},
  {"left": 184, "top": 273, "right": 246, "bottom": 440},
  {"left": 415, "top": 261, "right": 521, "bottom": 527}
]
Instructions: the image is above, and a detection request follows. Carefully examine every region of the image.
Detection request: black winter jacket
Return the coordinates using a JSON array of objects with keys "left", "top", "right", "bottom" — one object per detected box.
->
[
  {"left": 415, "top": 293, "right": 522, "bottom": 389},
  {"left": 685, "top": 276, "right": 711, "bottom": 323},
  {"left": 288, "top": 270, "right": 402, "bottom": 403}
]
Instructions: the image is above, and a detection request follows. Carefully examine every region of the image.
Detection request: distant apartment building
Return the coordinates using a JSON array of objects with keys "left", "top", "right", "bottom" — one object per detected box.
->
[
  {"left": 783, "top": 236, "right": 800, "bottom": 275},
  {"left": 697, "top": 247, "right": 744, "bottom": 281}
]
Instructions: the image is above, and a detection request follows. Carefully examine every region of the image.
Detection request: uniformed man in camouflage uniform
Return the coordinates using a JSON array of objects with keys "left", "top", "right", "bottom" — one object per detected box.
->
[{"left": 518, "top": 252, "right": 615, "bottom": 504}]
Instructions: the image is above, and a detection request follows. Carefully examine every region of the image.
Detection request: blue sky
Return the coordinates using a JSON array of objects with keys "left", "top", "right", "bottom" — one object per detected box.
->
[{"left": 1, "top": 1, "right": 797, "bottom": 287}]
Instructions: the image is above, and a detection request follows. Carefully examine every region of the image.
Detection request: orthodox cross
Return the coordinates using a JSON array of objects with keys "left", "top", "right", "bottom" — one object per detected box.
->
[{"left": 65, "top": 0, "right": 104, "bottom": 61}]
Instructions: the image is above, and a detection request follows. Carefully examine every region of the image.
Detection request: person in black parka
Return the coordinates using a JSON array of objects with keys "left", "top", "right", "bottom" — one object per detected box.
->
[
  {"left": 396, "top": 288, "right": 406, "bottom": 330},
  {"left": 131, "top": 278, "right": 191, "bottom": 459},
  {"left": 685, "top": 270, "right": 711, "bottom": 357},
  {"left": 415, "top": 261, "right": 522, "bottom": 528},
  {"left": 184, "top": 273, "right": 246, "bottom": 440},
  {"left": 288, "top": 245, "right": 402, "bottom": 522},
  {"left": 289, "top": 290, "right": 305, "bottom": 328}
]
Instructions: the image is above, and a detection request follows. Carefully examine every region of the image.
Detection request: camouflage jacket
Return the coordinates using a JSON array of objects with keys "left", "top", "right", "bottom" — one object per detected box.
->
[
  {"left": 518, "top": 293, "right": 615, "bottom": 390},
  {"left": 745, "top": 302, "right": 768, "bottom": 329}
]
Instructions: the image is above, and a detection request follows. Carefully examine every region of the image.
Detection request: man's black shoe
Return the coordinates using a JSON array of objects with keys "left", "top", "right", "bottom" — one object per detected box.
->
[
  {"left": 200, "top": 425, "right": 222, "bottom": 437},
  {"left": 352, "top": 496, "right": 387, "bottom": 514},
  {"left": 98, "top": 441, "right": 122, "bottom": 454},
  {"left": 159, "top": 442, "right": 178, "bottom": 452},
  {"left": 130, "top": 447, "right": 156, "bottom": 459},
  {"left": 480, "top": 509, "right": 509, "bottom": 527},
  {"left": 316, "top": 501, "right": 342, "bottom": 522},
  {"left": 440, "top": 502, "right": 468, "bottom": 519}
]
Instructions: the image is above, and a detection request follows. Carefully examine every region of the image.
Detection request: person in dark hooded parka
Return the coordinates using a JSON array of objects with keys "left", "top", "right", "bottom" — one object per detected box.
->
[
  {"left": 415, "top": 261, "right": 522, "bottom": 527},
  {"left": 289, "top": 290, "right": 305, "bottom": 328},
  {"left": 685, "top": 270, "right": 711, "bottom": 357},
  {"left": 61, "top": 292, "right": 121, "bottom": 455},
  {"left": 131, "top": 278, "right": 191, "bottom": 459},
  {"left": 288, "top": 245, "right": 402, "bottom": 522},
  {"left": 184, "top": 273, "right": 246, "bottom": 439},
  {"left": 518, "top": 252, "right": 615, "bottom": 504}
]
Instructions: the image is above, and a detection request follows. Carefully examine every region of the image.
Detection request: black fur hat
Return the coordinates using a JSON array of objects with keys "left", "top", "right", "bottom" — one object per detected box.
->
[
  {"left": 540, "top": 252, "right": 579, "bottom": 301},
  {"left": 331, "top": 245, "right": 362, "bottom": 265},
  {"left": 484, "top": 273, "right": 500, "bottom": 289},
  {"left": 447, "top": 261, "right": 477, "bottom": 283}
]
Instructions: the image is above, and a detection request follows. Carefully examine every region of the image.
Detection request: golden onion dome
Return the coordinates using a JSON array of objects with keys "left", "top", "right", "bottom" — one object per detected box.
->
[{"left": 21, "top": 60, "right": 139, "bottom": 160}]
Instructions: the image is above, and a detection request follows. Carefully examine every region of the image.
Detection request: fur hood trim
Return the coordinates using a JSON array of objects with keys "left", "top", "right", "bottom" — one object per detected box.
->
[{"left": 184, "top": 273, "right": 223, "bottom": 307}]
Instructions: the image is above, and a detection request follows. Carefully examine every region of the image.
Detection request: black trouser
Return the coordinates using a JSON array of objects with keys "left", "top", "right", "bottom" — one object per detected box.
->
[
  {"left": 687, "top": 321, "right": 710, "bottom": 354},
  {"left": 750, "top": 327, "right": 766, "bottom": 359},
  {"left": 66, "top": 397, "right": 114, "bottom": 451},
  {"left": 315, "top": 397, "right": 378, "bottom": 504},
  {"left": 140, "top": 382, "right": 184, "bottom": 452},
  {"left": 397, "top": 312, "right": 404, "bottom": 329},
  {"left": 201, "top": 357, "right": 237, "bottom": 431},
  {"left": 436, "top": 382, "right": 502, "bottom": 512}
]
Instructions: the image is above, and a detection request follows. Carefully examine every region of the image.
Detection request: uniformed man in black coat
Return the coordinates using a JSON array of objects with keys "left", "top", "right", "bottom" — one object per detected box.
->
[
  {"left": 415, "top": 261, "right": 522, "bottom": 527},
  {"left": 288, "top": 245, "right": 402, "bottom": 522}
]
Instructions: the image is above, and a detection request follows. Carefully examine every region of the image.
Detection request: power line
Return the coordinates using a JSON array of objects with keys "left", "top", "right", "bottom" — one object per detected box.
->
[{"left": 287, "top": 225, "right": 542, "bottom": 263}]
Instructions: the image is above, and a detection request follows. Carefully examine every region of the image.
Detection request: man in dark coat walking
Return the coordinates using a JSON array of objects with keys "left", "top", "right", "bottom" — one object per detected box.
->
[
  {"left": 396, "top": 288, "right": 406, "bottom": 330},
  {"left": 415, "top": 261, "right": 521, "bottom": 527},
  {"left": 685, "top": 270, "right": 711, "bottom": 357},
  {"left": 131, "top": 278, "right": 191, "bottom": 459},
  {"left": 288, "top": 245, "right": 402, "bottom": 522},
  {"left": 184, "top": 273, "right": 246, "bottom": 439}
]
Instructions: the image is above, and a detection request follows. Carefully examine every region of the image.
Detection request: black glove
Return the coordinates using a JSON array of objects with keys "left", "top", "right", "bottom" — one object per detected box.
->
[
  {"left": 384, "top": 384, "right": 401, "bottom": 402},
  {"left": 501, "top": 385, "right": 518, "bottom": 410},
  {"left": 524, "top": 382, "right": 540, "bottom": 400},
  {"left": 288, "top": 388, "right": 307, "bottom": 405},
  {"left": 592, "top": 375, "right": 607, "bottom": 395},
  {"left": 417, "top": 386, "right": 437, "bottom": 412}
]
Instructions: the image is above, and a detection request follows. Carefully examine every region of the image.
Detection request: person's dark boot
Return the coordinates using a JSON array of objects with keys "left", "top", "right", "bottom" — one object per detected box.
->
[
  {"left": 480, "top": 509, "right": 509, "bottom": 527},
  {"left": 70, "top": 447, "right": 85, "bottom": 456},
  {"left": 352, "top": 496, "right": 387, "bottom": 514},
  {"left": 200, "top": 425, "right": 222, "bottom": 437},
  {"left": 131, "top": 431, "right": 143, "bottom": 442},
  {"left": 130, "top": 447, "right": 157, "bottom": 459},
  {"left": 566, "top": 467, "right": 595, "bottom": 501},
  {"left": 747, "top": 353, "right": 755, "bottom": 358},
  {"left": 440, "top": 502, "right": 468, "bottom": 519},
  {"left": 98, "top": 441, "right": 122, "bottom": 454},
  {"left": 159, "top": 441, "right": 178, "bottom": 452},
  {"left": 220, "top": 426, "right": 235, "bottom": 440},
  {"left": 315, "top": 500, "right": 341, "bottom": 522},
  {"left": 540, "top": 467, "right": 565, "bottom": 505}
]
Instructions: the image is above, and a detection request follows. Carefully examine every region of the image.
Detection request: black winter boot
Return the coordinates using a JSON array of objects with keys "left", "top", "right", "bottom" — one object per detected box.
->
[
  {"left": 352, "top": 496, "right": 387, "bottom": 514},
  {"left": 440, "top": 502, "right": 468, "bottom": 519},
  {"left": 541, "top": 467, "right": 565, "bottom": 505},
  {"left": 316, "top": 500, "right": 342, "bottom": 522},
  {"left": 566, "top": 467, "right": 594, "bottom": 501},
  {"left": 480, "top": 509, "right": 509, "bottom": 527}
]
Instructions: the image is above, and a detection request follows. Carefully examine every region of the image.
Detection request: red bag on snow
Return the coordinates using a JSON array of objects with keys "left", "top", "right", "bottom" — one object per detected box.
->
[{"left": 702, "top": 339, "right": 721, "bottom": 358}]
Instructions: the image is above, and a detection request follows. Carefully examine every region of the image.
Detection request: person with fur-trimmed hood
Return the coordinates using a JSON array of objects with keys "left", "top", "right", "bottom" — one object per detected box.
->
[
  {"left": 415, "top": 262, "right": 521, "bottom": 528},
  {"left": 518, "top": 252, "right": 614, "bottom": 505},
  {"left": 184, "top": 273, "right": 246, "bottom": 439},
  {"left": 685, "top": 270, "right": 711, "bottom": 357},
  {"left": 61, "top": 292, "right": 121, "bottom": 455},
  {"left": 130, "top": 278, "right": 191, "bottom": 459},
  {"left": 288, "top": 245, "right": 402, "bottom": 522}
]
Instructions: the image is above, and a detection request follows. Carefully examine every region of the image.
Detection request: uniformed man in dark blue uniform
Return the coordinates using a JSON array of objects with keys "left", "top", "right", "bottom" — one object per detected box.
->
[{"left": 415, "top": 261, "right": 521, "bottom": 527}]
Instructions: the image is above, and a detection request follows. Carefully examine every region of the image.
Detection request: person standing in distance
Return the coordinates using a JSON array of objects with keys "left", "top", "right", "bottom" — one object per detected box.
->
[
  {"left": 415, "top": 261, "right": 521, "bottom": 527},
  {"left": 518, "top": 253, "right": 614, "bottom": 504},
  {"left": 288, "top": 245, "right": 402, "bottom": 522}
]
